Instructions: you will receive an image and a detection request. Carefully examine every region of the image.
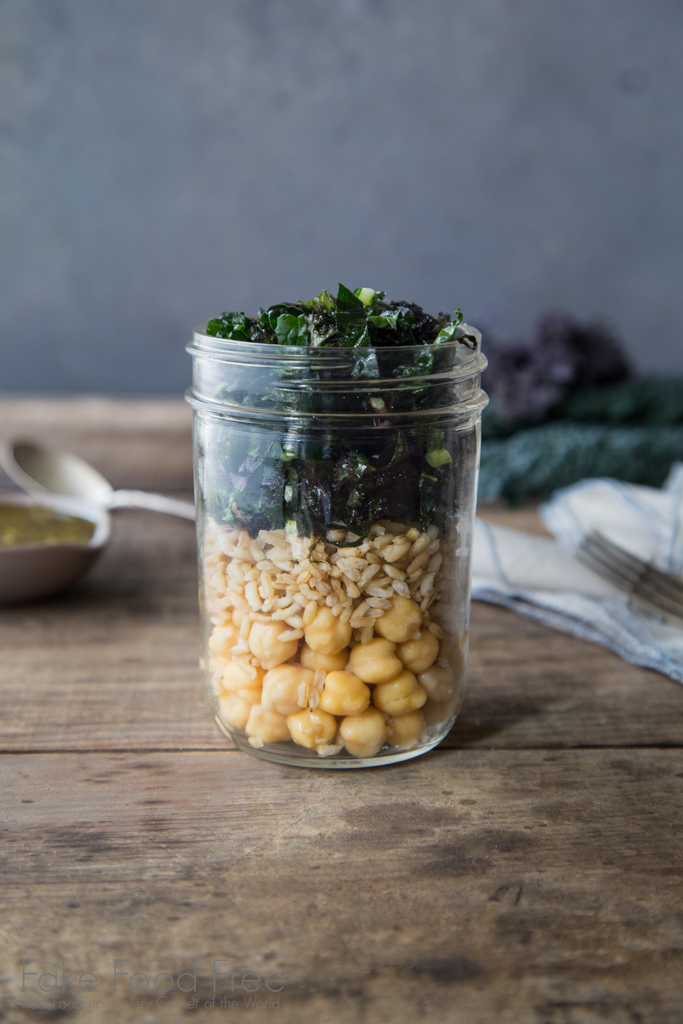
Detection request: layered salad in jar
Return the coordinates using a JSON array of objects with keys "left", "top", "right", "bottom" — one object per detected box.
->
[{"left": 197, "top": 285, "right": 483, "bottom": 764}]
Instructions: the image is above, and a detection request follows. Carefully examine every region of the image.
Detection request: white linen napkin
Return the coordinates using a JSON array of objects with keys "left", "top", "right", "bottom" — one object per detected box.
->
[{"left": 471, "top": 464, "right": 683, "bottom": 683}]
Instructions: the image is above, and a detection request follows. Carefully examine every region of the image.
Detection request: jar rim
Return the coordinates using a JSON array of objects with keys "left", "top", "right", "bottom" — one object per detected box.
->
[
  {"left": 189, "top": 324, "right": 487, "bottom": 376},
  {"left": 187, "top": 323, "right": 487, "bottom": 421}
]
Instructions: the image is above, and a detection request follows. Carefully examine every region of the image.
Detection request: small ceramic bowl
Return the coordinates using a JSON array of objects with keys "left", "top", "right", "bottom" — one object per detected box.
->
[{"left": 0, "top": 493, "right": 110, "bottom": 605}]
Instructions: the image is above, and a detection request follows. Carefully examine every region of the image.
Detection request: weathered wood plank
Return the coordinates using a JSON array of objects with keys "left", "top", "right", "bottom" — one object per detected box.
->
[
  {"left": 464, "top": 602, "right": 683, "bottom": 749},
  {"left": 1, "top": 749, "right": 682, "bottom": 1023},
  {"left": 0, "top": 396, "right": 193, "bottom": 493}
]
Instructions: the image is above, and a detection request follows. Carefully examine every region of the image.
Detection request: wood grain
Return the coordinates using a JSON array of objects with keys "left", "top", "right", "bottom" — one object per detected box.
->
[
  {"left": 2, "top": 749, "right": 682, "bottom": 1024},
  {"left": 0, "top": 396, "right": 193, "bottom": 493}
]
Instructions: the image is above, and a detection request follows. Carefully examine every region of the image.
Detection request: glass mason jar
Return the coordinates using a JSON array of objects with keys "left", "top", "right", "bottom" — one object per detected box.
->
[{"left": 186, "top": 328, "right": 487, "bottom": 768}]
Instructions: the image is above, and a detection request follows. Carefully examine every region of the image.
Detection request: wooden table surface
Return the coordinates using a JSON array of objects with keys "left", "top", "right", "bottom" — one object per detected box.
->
[{"left": 1, "top": 397, "right": 682, "bottom": 1024}]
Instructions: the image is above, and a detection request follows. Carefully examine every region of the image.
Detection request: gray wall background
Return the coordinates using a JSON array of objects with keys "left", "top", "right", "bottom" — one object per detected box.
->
[{"left": 1, "top": 0, "right": 682, "bottom": 393}]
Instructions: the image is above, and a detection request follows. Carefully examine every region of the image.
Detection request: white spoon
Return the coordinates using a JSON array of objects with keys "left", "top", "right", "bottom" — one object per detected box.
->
[{"left": 1, "top": 441, "right": 196, "bottom": 520}]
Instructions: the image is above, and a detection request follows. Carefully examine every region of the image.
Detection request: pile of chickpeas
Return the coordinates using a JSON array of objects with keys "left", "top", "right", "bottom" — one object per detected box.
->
[
  {"left": 200, "top": 520, "right": 462, "bottom": 753},
  {"left": 206, "top": 525, "right": 458, "bottom": 759}
]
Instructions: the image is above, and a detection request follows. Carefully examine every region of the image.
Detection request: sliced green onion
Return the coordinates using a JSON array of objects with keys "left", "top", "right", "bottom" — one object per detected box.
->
[{"left": 426, "top": 448, "right": 452, "bottom": 468}]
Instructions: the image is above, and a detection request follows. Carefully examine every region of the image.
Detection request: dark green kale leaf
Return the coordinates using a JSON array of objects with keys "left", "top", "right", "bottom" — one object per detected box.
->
[
  {"left": 203, "top": 430, "right": 287, "bottom": 532},
  {"left": 434, "top": 309, "right": 464, "bottom": 343},
  {"left": 356, "top": 433, "right": 422, "bottom": 527},
  {"left": 369, "top": 303, "right": 418, "bottom": 344},
  {"left": 367, "top": 301, "right": 444, "bottom": 346},
  {"left": 334, "top": 284, "right": 372, "bottom": 347},
  {"left": 332, "top": 453, "right": 376, "bottom": 522},
  {"left": 206, "top": 312, "right": 266, "bottom": 342},
  {"left": 392, "top": 345, "right": 435, "bottom": 379},
  {"left": 275, "top": 313, "right": 309, "bottom": 346},
  {"left": 283, "top": 461, "right": 333, "bottom": 536},
  {"left": 257, "top": 303, "right": 307, "bottom": 343},
  {"left": 301, "top": 289, "right": 336, "bottom": 310},
  {"left": 307, "top": 308, "right": 339, "bottom": 347}
]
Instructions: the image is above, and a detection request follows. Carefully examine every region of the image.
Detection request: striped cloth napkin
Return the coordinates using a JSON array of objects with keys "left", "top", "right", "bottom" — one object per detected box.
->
[{"left": 471, "top": 464, "right": 683, "bottom": 683}]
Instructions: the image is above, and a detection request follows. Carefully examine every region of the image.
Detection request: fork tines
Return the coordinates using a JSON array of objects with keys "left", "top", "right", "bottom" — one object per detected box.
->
[{"left": 577, "top": 532, "right": 683, "bottom": 625}]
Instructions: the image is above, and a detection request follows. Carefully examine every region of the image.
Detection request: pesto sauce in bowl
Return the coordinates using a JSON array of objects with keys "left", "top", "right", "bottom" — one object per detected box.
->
[{"left": 0, "top": 503, "right": 95, "bottom": 547}]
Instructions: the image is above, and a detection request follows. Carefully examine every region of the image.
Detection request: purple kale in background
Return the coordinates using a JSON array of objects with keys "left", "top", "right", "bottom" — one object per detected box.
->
[{"left": 484, "top": 313, "right": 631, "bottom": 427}]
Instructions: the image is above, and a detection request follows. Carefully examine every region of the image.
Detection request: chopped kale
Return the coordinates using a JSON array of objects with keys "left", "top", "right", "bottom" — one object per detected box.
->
[
  {"left": 201, "top": 285, "right": 480, "bottom": 537},
  {"left": 206, "top": 283, "right": 463, "bottom": 350},
  {"left": 205, "top": 311, "right": 266, "bottom": 343}
]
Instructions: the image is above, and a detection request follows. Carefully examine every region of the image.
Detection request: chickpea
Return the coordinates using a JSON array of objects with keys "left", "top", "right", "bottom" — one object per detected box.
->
[
  {"left": 398, "top": 630, "right": 439, "bottom": 675},
  {"left": 248, "top": 619, "right": 300, "bottom": 669},
  {"left": 246, "top": 705, "right": 291, "bottom": 743},
  {"left": 287, "top": 708, "right": 338, "bottom": 750},
  {"left": 347, "top": 638, "right": 403, "bottom": 684},
  {"left": 319, "top": 670, "right": 371, "bottom": 717},
  {"left": 209, "top": 623, "right": 239, "bottom": 659},
  {"left": 218, "top": 693, "right": 251, "bottom": 731},
  {"left": 374, "top": 596, "right": 422, "bottom": 643},
  {"left": 339, "top": 707, "right": 388, "bottom": 758},
  {"left": 304, "top": 605, "right": 352, "bottom": 655},
  {"left": 417, "top": 665, "right": 452, "bottom": 702},
  {"left": 262, "top": 664, "right": 315, "bottom": 716},
  {"left": 221, "top": 658, "right": 264, "bottom": 704},
  {"left": 232, "top": 609, "right": 248, "bottom": 628},
  {"left": 300, "top": 643, "right": 349, "bottom": 673},
  {"left": 222, "top": 657, "right": 263, "bottom": 687},
  {"left": 372, "top": 669, "right": 427, "bottom": 716},
  {"left": 387, "top": 709, "right": 426, "bottom": 750}
]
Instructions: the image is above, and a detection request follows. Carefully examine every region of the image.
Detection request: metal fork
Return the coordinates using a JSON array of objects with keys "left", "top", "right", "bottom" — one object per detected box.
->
[{"left": 576, "top": 532, "right": 683, "bottom": 625}]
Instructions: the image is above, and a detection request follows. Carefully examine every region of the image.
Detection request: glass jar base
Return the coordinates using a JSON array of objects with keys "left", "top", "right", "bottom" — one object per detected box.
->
[{"left": 217, "top": 715, "right": 449, "bottom": 769}]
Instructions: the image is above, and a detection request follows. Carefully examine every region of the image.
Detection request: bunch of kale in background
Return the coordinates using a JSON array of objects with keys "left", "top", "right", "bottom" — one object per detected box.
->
[
  {"left": 479, "top": 312, "right": 683, "bottom": 503},
  {"left": 482, "top": 312, "right": 630, "bottom": 436}
]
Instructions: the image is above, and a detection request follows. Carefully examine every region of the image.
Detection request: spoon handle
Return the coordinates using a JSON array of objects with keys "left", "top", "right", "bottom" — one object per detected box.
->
[{"left": 109, "top": 490, "right": 196, "bottom": 520}]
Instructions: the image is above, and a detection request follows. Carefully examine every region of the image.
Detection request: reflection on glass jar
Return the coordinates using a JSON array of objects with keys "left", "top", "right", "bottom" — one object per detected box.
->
[{"left": 186, "top": 331, "right": 487, "bottom": 767}]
